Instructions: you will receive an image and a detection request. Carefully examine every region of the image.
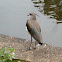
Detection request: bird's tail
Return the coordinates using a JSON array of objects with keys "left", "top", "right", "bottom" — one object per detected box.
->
[{"left": 39, "top": 42, "right": 43, "bottom": 45}]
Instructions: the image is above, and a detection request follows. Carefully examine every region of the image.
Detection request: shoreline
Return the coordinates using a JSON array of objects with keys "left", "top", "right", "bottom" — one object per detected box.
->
[{"left": 0, "top": 34, "right": 62, "bottom": 62}]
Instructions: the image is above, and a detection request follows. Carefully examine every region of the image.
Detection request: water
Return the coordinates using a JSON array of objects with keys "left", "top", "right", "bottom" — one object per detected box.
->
[
  {"left": 32, "top": 0, "right": 62, "bottom": 21},
  {"left": 0, "top": 0, "right": 62, "bottom": 47}
]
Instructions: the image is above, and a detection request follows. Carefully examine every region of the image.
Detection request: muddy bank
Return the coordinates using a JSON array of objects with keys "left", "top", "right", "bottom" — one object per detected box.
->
[{"left": 0, "top": 34, "right": 62, "bottom": 62}]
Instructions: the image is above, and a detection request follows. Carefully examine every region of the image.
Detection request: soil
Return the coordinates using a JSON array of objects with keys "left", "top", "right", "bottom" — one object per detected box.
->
[{"left": 0, "top": 34, "right": 62, "bottom": 62}]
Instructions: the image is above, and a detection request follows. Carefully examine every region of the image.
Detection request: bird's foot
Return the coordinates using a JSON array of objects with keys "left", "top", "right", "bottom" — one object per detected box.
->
[
  {"left": 32, "top": 47, "right": 36, "bottom": 49},
  {"left": 26, "top": 46, "right": 36, "bottom": 51},
  {"left": 26, "top": 47, "right": 32, "bottom": 51}
]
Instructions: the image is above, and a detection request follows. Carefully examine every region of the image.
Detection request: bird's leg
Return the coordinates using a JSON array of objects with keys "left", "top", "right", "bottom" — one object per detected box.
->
[
  {"left": 34, "top": 41, "right": 36, "bottom": 49},
  {"left": 27, "top": 36, "right": 32, "bottom": 50},
  {"left": 31, "top": 35, "right": 32, "bottom": 43},
  {"left": 29, "top": 36, "right": 32, "bottom": 50},
  {"left": 31, "top": 36, "right": 36, "bottom": 49}
]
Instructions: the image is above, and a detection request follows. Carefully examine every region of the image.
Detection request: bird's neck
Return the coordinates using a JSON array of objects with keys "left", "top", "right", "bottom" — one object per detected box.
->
[{"left": 29, "top": 16, "right": 36, "bottom": 20}]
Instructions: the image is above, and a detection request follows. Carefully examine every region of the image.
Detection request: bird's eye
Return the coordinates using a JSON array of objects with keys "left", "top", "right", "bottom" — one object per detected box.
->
[{"left": 29, "top": 13, "right": 32, "bottom": 15}]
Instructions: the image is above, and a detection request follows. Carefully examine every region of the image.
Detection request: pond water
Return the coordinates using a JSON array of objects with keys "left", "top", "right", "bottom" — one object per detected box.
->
[{"left": 0, "top": 0, "right": 62, "bottom": 47}]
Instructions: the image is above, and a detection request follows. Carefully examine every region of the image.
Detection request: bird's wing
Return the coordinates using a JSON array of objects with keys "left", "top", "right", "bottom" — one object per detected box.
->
[
  {"left": 26, "top": 20, "right": 41, "bottom": 35},
  {"left": 33, "top": 20, "right": 41, "bottom": 32},
  {"left": 26, "top": 20, "right": 42, "bottom": 43}
]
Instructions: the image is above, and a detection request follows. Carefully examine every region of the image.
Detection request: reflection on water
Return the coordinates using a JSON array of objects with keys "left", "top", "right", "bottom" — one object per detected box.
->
[
  {"left": 0, "top": 0, "right": 62, "bottom": 47},
  {"left": 31, "top": 0, "right": 62, "bottom": 21}
]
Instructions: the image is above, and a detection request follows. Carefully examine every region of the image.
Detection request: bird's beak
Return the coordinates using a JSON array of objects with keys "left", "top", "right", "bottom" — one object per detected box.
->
[
  {"left": 27, "top": 14, "right": 29, "bottom": 16},
  {"left": 27, "top": 15, "right": 29, "bottom": 16}
]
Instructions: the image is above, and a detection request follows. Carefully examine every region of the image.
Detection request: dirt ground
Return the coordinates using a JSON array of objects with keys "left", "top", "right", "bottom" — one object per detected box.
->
[{"left": 0, "top": 34, "right": 62, "bottom": 62}]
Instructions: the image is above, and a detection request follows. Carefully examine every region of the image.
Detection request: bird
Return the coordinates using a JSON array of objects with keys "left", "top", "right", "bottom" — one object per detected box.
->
[{"left": 26, "top": 12, "right": 43, "bottom": 48}]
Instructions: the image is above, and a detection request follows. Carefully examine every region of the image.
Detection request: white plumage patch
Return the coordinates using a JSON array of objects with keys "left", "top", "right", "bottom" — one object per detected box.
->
[
  {"left": 26, "top": 27, "right": 31, "bottom": 35},
  {"left": 26, "top": 27, "right": 28, "bottom": 31}
]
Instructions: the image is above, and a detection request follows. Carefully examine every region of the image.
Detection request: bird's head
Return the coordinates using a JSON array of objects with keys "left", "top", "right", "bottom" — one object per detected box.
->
[{"left": 27, "top": 12, "right": 36, "bottom": 20}]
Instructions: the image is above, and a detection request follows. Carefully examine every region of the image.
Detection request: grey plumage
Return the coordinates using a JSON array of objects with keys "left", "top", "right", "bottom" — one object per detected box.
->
[{"left": 26, "top": 12, "right": 43, "bottom": 45}]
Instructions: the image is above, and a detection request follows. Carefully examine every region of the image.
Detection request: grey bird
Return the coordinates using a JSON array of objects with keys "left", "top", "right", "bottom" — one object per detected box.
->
[{"left": 26, "top": 12, "right": 43, "bottom": 46}]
